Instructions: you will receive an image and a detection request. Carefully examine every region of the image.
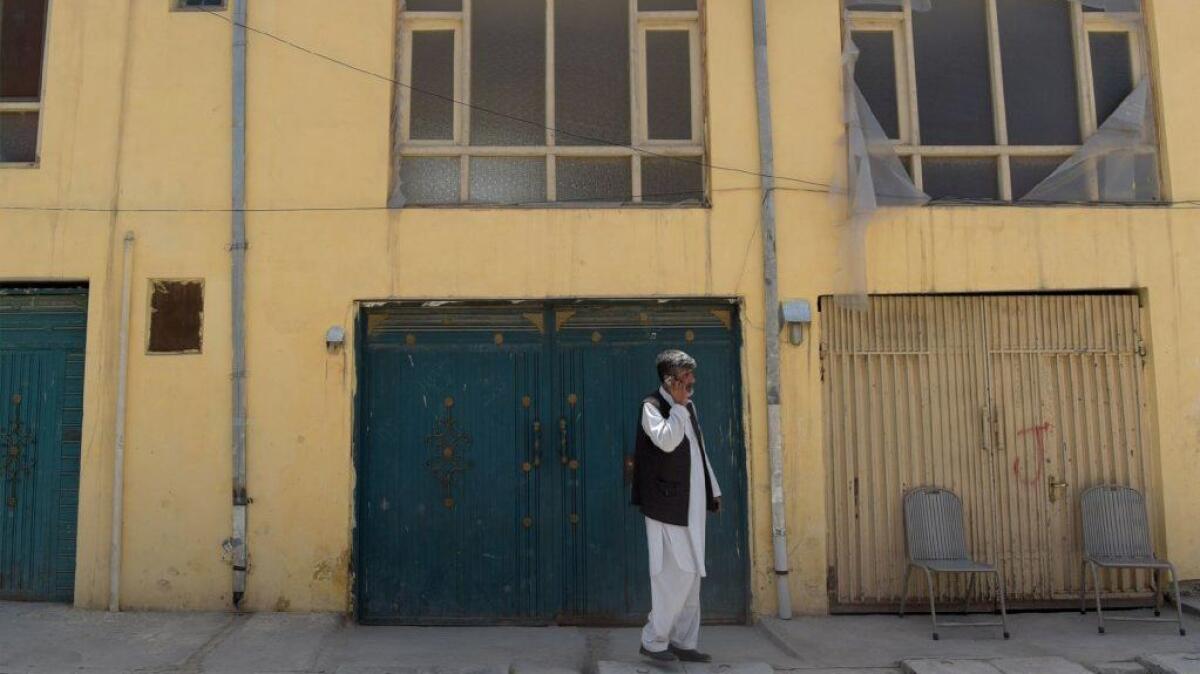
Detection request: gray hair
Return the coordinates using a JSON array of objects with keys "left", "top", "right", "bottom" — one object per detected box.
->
[{"left": 656, "top": 349, "right": 697, "bottom": 383}]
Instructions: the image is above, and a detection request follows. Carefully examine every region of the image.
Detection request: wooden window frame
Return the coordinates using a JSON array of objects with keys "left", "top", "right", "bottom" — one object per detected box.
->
[
  {"left": 846, "top": 0, "right": 1153, "bottom": 202},
  {"left": 394, "top": 0, "right": 707, "bottom": 206},
  {"left": 0, "top": 0, "right": 51, "bottom": 168}
]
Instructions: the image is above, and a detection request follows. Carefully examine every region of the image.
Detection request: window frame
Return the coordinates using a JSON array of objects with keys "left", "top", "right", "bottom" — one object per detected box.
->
[
  {"left": 0, "top": 0, "right": 51, "bottom": 168},
  {"left": 172, "top": 0, "right": 228, "bottom": 11},
  {"left": 392, "top": 0, "right": 708, "bottom": 207},
  {"left": 846, "top": 0, "right": 1154, "bottom": 202}
]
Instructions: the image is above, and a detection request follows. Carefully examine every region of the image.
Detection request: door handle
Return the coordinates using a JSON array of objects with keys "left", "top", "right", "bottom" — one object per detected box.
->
[{"left": 1048, "top": 476, "right": 1069, "bottom": 503}]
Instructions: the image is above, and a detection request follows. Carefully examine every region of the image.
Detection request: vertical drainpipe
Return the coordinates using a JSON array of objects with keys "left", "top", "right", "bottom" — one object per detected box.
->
[
  {"left": 230, "top": 0, "right": 249, "bottom": 609},
  {"left": 108, "top": 232, "right": 135, "bottom": 612},
  {"left": 751, "top": 0, "right": 793, "bottom": 620}
]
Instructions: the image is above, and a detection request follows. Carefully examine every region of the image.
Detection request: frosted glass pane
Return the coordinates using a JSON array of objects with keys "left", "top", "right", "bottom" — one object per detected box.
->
[
  {"left": 470, "top": 157, "right": 546, "bottom": 204},
  {"left": 1089, "top": 32, "right": 1134, "bottom": 127},
  {"left": 556, "top": 0, "right": 630, "bottom": 146},
  {"left": 399, "top": 157, "right": 460, "bottom": 204},
  {"left": 646, "top": 31, "right": 692, "bottom": 141},
  {"left": 1, "top": 0, "right": 48, "bottom": 99},
  {"left": 1011, "top": 157, "right": 1066, "bottom": 200},
  {"left": 405, "top": 0, "right": 462, "bottom": 9},
  {"left": 642, "top": 156, "right": 703, "bottom": 203},
  {"left": 0, "top": 112, "right": 38, "bottom": 162},
  {"left": 639, "top": 0, "right": 696, "bottom": 10},
  {"left": 998, "top": 0, "right": 1080, "bottom": 145},
  {"left": 852, "top": 31, "right": 900, "bottom": 140},
  {"left": 557, "top": 158, "right": 632, "bottom": 202},
  {"left": 913, "top": 0, "right": 994, "bottom": 145},
  {"left": 409, "top": 31, "right": 456, "bottom": 141},
  {"left": 471, "top": 0, "right": 545, "bottom": 146},
  {"left": 922, "top": 157, "right": 998, "bottom": 200}
]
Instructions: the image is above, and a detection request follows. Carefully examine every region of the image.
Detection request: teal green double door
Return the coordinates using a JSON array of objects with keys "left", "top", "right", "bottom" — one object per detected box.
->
[
  {"left": 356, "top": 303, "right": 748, "bottom": 624},
  {"left": 0, "top": 289, "right": 86, "bottom": 602}
]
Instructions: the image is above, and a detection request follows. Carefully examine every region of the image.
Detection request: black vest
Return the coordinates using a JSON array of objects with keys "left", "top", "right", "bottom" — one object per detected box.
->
[{"left": 630, "top": 390, "right": 717, "bottom": 525}]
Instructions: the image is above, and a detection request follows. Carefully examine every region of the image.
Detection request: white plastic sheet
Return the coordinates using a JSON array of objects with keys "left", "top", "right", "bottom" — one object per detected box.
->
[
  {"left": 845, "top": 0, "right": 932, "bottom": 11},
  {"left": 840, "top": 35, "right": 929, "bottom": 307},
  {"left": 1022, "top": 79, "right": 1158, "bottom": 203}
]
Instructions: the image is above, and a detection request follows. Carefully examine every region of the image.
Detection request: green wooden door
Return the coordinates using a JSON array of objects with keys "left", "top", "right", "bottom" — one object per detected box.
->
[
  {"left": 356, "top": 303, "right": 747, "bottom": 624},
  {"left": 0, "top": 289, "right": 86, "bottom": 602}
]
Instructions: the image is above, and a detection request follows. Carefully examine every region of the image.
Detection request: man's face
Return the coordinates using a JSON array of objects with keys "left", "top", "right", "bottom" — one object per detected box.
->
[{"left": 678, "top": 368, "right": 696, "bottom": 395}]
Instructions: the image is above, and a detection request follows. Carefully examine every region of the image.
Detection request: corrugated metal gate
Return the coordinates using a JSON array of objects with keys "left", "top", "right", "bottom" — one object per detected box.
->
[
  {"left": 0, "top": 289, "right": 87, "bottom": 602},
  {"left": 356, "top": 302, "right": 748, "bottom": 624},
  {"left": 822, "top": 294, "right": 1158, "bottom": 609}
]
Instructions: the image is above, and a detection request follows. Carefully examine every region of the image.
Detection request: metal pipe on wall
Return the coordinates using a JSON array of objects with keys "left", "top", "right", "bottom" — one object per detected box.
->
[
  {"left": 108, "top": 232, "right": 135, "bottom": 613},
  {"left": 230, "top": 0, "right": 250, "bottom": 609},
  {"left": 751, "top": 0, "right": 793, "bottom": 620}
]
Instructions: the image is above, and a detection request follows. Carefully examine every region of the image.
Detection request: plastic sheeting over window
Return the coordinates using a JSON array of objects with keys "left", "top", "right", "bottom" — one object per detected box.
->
[
  {"left": 840, "top": 36, "right": 929, "bottom": 305},
  {"left": 1022, "top": 79, "right": 1158, "bottom": 203}
]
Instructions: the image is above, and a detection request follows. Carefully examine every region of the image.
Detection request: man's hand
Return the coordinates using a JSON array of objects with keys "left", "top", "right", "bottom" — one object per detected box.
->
[
  {"left": 713, "top": 497, "right": 722, "bottom": 513},
  {"left": 668, "top": 378, "right": 691, "bottom": 404}
]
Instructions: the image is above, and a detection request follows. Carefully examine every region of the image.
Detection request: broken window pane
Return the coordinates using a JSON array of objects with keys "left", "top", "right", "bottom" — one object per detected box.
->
[
  {"left": 557, "top": 158, "right": 632, "bottom": 202},
  {"left": 852, "top": 31, "right": 900, "bottom": 140},
  {"left": 913, "top": 0, "right": 994, "bottom": 145},
  {"left": 997, "top": 0, "right": 1080, "bottom": 145},
  {"left": 1011, "top": 157, "right": 1068, "bottom": 200},
  {"left": 1, "top": 0, "right": 49, "bottom": 100},
  {"left": 405, "top": 0, "right": 462, "bottom": 10},
  {"left": 471, "top": 0, "right": 545, "bottom": 146},
  {"left": 556, "top": 0, "right": 630, "bottom": 146},
  {"left": 1089, "top": 32, "right": 1134, "bottom": 127},
  {"left": 642, "top": 156, "right": 703, "bottom": 203},
  {"left": 645, "top": 31, "right": 693, "bottom": 141},
  {"left": 639, "top": 0, "right": 696, "bottom": 10},
  {"left": 399, "top": 157, "right": 460, "bottom": 204},
  {"left": 0, "top": 112, "right": 38, "bottom": 163},
  {"left": 148, "top": 280, "right": 204, "bottom": 354},
  {"left": 922, "top": 157, "right": 998, "bottom": 200},
  {"left": 409, "top": 31, "right": 456, "bottom": 141},
  {"left": 470, "top": 157, "right": 546, "bottom": 204}
]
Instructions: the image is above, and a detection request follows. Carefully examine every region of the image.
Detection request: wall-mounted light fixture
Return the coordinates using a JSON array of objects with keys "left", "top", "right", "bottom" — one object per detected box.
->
[
  {"left": 325, "top": 326, "right": 346, "bottom": 353},
  {"left": 780, "top": 299, "right": 812, "bottom": 346}
]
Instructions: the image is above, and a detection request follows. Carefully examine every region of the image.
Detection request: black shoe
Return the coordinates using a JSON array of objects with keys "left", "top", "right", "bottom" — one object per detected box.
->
[
  {"left": 640, "top": 645, "right": 678, "bottom": 662},
  {"left": 668, "top": 645, "right": 712, "bottom": 662}
]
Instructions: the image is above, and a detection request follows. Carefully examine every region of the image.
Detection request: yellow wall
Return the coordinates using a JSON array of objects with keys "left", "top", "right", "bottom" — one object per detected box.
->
[{"left": 1, "top": 0, "right": 1197, "bottom": 616}]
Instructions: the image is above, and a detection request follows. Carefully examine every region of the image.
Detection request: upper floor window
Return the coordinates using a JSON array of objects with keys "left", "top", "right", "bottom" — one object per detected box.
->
[
  {"left": 392, "top": 0, "right": 706, "bottom": 207},
  {"left": 175, "top": 0, "right": 227, "bottom": 9},
  {"left": 0, "top": 0, "right": 48, "bottom": 165},
  {"left": 847, "top": 0, "right": 1157, "bottom": 202}
]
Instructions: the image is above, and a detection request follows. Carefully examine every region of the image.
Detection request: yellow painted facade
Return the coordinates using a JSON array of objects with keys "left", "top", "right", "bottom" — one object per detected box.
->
[{"left": 2, "top": 0, "right": 1199, "bottom": 616}]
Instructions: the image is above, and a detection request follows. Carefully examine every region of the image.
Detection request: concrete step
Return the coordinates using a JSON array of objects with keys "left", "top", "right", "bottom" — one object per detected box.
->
[
  {"left": 1137, "top": 654, "right": 1200, "bottom": 674},
  {"left": 597, "top": 660, "right": 773, "bottom": 674},
  {"left": 903, "top": 657, "right": 1093, "bottom": 674},
  {"left": 1087, "top": 662, "right": 1150, "bottom": 674}
]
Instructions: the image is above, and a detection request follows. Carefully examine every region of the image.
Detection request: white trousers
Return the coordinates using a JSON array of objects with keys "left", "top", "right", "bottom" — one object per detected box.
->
[{"left": 641, "top": 536, "right": 702, "bottom": 652}]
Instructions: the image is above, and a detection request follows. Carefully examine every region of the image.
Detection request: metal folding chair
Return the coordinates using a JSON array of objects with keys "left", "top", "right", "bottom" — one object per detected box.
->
[
  {"left": 899, "top": 487, "right": 1010, "bottom": 640},
  {"left": 1079, "top": 485, "right": 1186, "bottom": 636}
]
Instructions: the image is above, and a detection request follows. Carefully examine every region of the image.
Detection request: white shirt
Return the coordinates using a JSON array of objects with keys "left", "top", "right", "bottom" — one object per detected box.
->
[{"left": 641, "top": 387, "right": 722, "bottom": 577}]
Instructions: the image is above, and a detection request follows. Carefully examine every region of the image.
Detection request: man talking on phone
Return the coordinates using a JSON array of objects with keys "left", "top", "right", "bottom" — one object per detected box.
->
[{"left": 631, "top": 349, "right": 721, "bottom": 663}]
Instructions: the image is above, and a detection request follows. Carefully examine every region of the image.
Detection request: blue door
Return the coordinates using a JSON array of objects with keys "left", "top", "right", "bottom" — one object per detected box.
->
[
  {"left": 0, "top": 289, "right": 86, "bottom": 602},
  {"left": 356, "top": 303, "right": 747, "bottom": 624}
]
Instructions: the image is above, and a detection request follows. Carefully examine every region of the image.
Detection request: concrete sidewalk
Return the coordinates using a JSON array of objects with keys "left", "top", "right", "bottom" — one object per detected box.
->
[{"left": 0, "top": 601, "right": 1198, "bottom": 674}]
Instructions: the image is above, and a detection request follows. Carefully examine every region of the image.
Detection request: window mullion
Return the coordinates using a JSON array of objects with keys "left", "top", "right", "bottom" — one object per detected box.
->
[
  {"left": 901, "top": 0, "right": 922, "bottom": 189},
  {"left": 630, "top": 0, "right": 643, "bottom": 202},
  {"left": 1069, "top": 2, "right": 1096, "bottom": 139},
  {"left": 545, "top": 0, "right": 556, "bottom": 201},
  {"left": 984, "top": 0, "right": 1011, "bottom": 199},
  {"left": 460, "top": 0, "right": 472, "bottom": 201}
]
